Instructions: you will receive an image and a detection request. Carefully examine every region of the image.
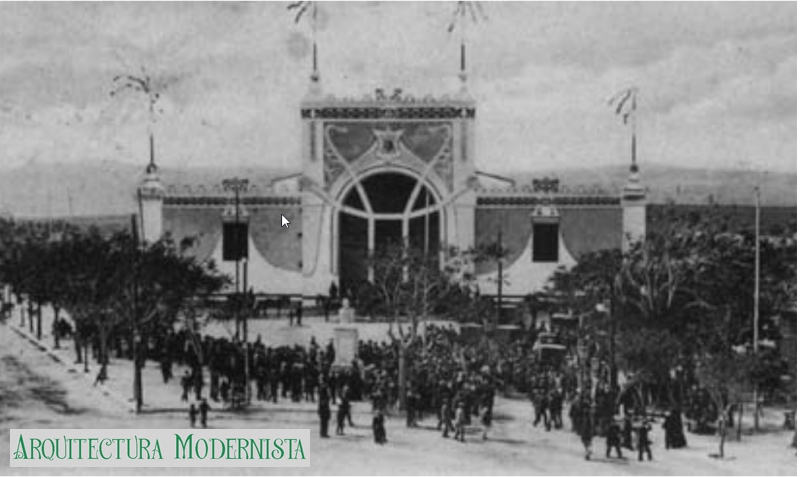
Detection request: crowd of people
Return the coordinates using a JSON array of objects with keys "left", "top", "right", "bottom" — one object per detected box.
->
[{"left": 144, "top": 315, "right": 685, "bottom": 461}]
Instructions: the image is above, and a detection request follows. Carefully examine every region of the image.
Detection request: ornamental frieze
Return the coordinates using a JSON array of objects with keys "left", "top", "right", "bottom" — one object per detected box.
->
[{"left": 302, "top": 106, "right": 475, "bottom": 120}]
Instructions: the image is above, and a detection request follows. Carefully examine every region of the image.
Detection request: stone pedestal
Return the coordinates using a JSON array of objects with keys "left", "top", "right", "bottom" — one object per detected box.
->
[{"left": 334, "top": 327, "right": 358, "bottom": 367}]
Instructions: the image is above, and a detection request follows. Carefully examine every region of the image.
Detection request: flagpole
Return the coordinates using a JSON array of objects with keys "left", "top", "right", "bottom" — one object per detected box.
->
[
  {"left": 312, "top": 2, "right": 318, "bottom": 81},
  {"left": 753, "top": 182, "right": 761, "bottom": 432},
  {"left": 460, "top": 4, "right": 466, "bottom": 75},
  {"left": 631, "top": 90, "right": 637, "bottom": 171}
]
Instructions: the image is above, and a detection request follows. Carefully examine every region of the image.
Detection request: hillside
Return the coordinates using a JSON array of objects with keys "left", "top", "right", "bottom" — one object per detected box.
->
[{"left": 0, "top": 160, "right": 794, "bottom": 218}]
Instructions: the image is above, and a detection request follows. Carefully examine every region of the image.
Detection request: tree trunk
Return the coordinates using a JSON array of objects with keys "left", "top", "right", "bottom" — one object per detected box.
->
[
  {"left": 53, "top": 307, "right": 61, "bottom": 349},
  {"left": 36, "top": 301, "right": 42, "bottom": 341},
  {"left": 717, "top": 414, "right": 727, "bottom": 458},
  {"left": 18, "top": 295, "right": 25, "bottom": 327},
  {"left": 736, "top": 403, "right": 743, "bottom": 441},
  {"left": 27, "top": 301, "right": 34, "bottom": 333},
  {"left": 74, "top": 332, "right": 82, "bottom": 364},
  {"left": 99, "top": 325, "right": 109, "bottom": 376},
  {"left": 398, "top": 343, "right": 408, "bottom": 412}
]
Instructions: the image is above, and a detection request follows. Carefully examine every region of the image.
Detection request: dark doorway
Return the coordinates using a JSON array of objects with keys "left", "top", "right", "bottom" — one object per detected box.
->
[{"left": 338, "top": 213, "right": 368, "bottom": 292}]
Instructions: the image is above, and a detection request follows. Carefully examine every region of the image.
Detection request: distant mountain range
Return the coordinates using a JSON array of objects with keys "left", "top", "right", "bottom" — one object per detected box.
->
[{"left": 0, "top": 160, "right": 794, "bottom": 218}]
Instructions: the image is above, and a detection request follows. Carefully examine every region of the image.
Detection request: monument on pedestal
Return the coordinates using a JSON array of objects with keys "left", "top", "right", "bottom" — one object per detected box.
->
[{"left": 338, "top": 297, "right": 355, "bottom": 324}]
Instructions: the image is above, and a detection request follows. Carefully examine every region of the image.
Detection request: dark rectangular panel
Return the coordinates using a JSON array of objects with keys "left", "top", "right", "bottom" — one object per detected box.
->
[
  {"left": 223, "top": 222, "right": 249, "bottom": 261},
  {"left": 533, "top": 223, "right": 559, "bottom": 262}
]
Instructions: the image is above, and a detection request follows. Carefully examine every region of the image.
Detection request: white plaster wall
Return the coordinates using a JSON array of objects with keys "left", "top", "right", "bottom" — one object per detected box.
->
[
  {"left": 141, "top": 199, "right": 163, "bottom": 243},
  {"left": 302, "top": 199, "right": 336, "bottom": 297},
  {"left": 476, "top": 233, "right": 577, "bottom": 296},
  {"left": 622, "top": 202, "right": 646, "bottom": 250},
  {"left": 210, "top": 229, "right": 303, "bottom": 295}
]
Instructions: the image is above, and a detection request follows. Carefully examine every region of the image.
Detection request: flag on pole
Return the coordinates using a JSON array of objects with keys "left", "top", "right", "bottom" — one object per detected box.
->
[
  {"left": 447, "top": 1, "right": 488, "bottom": 33},
  {"left": 608, "top": 87, "right": 637, "bottom": 124},
  {"left": 287, "top": 1, "right": 313, "bottom": 24}
]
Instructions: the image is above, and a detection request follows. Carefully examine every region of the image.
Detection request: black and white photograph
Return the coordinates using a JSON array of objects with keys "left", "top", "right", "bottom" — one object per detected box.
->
[{"left": 0, "top": 1, "right": 796, "bottom": 475}]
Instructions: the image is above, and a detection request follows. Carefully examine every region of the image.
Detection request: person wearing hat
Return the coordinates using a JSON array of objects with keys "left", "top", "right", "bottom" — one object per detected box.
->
[
  {"left": 606, "top": 419, "right": 623, "bottom": 459},
  {"left": 318, "top": 386, "right": 331, "bottom": 438},
  {"left": 454, "top": 401, "right": 467, "bottom": 442},
  {"left": 636, "top": 417, "right": 653, "bottom": 461},
  {"left": 440, "top": 398, "right": 455, "bottom": 438},
  {"left": 372, "top": 409, "right": 387, "bottom": 445}
]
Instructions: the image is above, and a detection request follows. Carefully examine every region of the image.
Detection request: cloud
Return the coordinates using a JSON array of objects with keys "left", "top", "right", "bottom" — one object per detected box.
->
[{"left": 0, "top": 2, "right": 794, "bottom": 175}]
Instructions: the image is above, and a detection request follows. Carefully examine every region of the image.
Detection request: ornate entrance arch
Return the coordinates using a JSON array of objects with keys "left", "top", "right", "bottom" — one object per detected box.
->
[{"left": 336, "top": 170, "right": 442, "bottom": 289}]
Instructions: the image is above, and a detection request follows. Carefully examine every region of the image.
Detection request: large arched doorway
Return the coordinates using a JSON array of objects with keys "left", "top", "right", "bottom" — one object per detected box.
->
[{"left": 338, "top": 172, "right": 440, "bottom": 291}]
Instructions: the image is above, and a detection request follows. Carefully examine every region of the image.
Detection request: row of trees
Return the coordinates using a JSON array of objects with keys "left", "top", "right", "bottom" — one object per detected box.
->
[
  {"left": 544, "top": 208, "right": 795, "bottom": 456},
  {"left": 0, "top": 217, "right": 228, "bottom": 386}
]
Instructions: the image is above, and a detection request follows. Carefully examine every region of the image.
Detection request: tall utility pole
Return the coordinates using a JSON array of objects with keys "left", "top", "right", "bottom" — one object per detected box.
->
[
  {"left": 223, "top": 177, "right": 249, "bottom": 404},
  {"left": 131, "top": 214, "right": 143, "bottom": 413},
  {"left": 753, "top": 184, "right": 761, "bottom": 432},
  {"left": 496, "top": 229, "right": 503, "bottom": 326}
]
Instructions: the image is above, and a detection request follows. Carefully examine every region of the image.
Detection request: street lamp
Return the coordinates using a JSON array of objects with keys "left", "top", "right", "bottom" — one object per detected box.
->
[{"left": 222, "top": 177, "right": 250, "bottom": 404}]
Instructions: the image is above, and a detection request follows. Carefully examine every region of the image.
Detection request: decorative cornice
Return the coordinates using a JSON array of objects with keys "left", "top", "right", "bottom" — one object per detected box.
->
[
  {"left": 301, "top": 106, "right": 475, "bottom": 121},
  {"left": 163, "top": 196, "right": 302, "bottom": 207},
  {"left": 476, "top": 195, "right": 621, "bottom": 207}
]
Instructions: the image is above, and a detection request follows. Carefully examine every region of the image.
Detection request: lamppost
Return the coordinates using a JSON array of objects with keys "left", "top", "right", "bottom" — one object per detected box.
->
[
  {"left": 131, "top": 213, "right": 143, "bottom": 413},
  {"left": 596, "top": 298, "right": 617, "bottom": 393},
  {"left": 222, "top": 177, "right": 250, "bottom": 404}
]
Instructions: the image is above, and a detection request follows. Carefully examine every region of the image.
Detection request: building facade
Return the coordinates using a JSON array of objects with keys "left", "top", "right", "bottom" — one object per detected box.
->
[{"left": 138, "top": 84, "right": 646, "bottom": 301}]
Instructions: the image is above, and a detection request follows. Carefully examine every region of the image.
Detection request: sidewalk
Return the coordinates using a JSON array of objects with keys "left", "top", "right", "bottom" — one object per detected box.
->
[{"left": 5, "top": 304, "right": 381, "bottom": 416}]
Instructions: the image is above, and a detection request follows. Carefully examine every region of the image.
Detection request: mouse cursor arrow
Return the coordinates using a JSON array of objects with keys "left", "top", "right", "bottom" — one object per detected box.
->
[{"left": 281, "top": 214, "right": 290, "bottom": 228}]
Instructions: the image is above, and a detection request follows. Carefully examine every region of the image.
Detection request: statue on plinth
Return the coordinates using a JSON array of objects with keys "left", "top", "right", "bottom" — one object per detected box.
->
[{"left": 338, "top": 298, "right": 355, "bottom": 324}]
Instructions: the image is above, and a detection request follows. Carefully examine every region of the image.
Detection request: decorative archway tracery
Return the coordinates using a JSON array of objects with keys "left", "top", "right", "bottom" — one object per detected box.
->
[{"left": 335, "top": 168, "right": 443, "bottom": 285}]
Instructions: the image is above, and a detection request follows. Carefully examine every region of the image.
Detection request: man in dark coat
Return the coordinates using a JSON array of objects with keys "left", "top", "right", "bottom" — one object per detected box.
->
[
  {"left": 336, "top": 400, "right": 347, "bottom": 436},
  {"left": 580, "top": 402, "right": 594, "bottom": 461},
  {"left": 622, "top": 413, "right": 634, "bottom": 450},
  {"left": 318, "top": 387, "right": 331, "bottom": 438},
  {"left": 637, "top": 419, "right": 653, "bottom": 461},
  {"left": 663, "top": 408, "right": 687, "bottom": 449},
  {"left": 606, "top": 420, "right": 623, "bottom": 459},
  {"left": 199, "top": 399, "right": 211, "bottom": 428},
  {"left": 440, "top": 399, "right": 455, "bottom": 438},
  {"left": 372, "top": 410, "right": 387, "bottom": 445}
]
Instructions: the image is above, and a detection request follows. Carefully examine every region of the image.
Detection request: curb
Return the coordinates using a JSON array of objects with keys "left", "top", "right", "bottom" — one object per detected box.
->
[{"left": 5, "top": 322, "right": 137, "bottom": 415}]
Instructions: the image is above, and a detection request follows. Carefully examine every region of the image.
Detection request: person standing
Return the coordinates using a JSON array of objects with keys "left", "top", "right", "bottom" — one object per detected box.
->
[
  {"left": 440, "top": 399, "right": 454, "bottom": 438},
  {"left": 481, "top": 406, "right": 492, "bottom": 440},
  {"left": 549, "top": 389, "right": 563, "bottom": 430},
  {"left": 318, "top": 387, "right": 331, "bottom": 438},
  {"left": 372, "top": 410, "right": 387, "bottom": 445},
  {"left": 637, "top": 419, "right": 653, "bottom": 461},
  {"left": 580, "top": 400, "right": 594, "bottom": 461},
  {"left": 622, "top": 413, "right": 634, "bottom": 450},
  {"left": 606, "top": 420, "right": 623, "bottom": 459},
  {"left": 336, "top": 400, "right": 347, "bottom": 436},
  {"left": 296, "top": 303, "right": 303, "bottom": 327},
  {"left": 341, "top": 385, "right": 354, "bottom": 427},
  {"left": 406, "top": 389, "right": 417, "bottom": 428},
  {"left": 199, "top": 398, "right": 211, "bottom": 429},
  {"left": 663, "top": 408, "right": 687, "bottom": 449},
  {"left": 189, "top": 404, "right": 198, "bottom": 428},
  {"left": 181, "top": 370, "right": 192, "bottom": 402},
  {"left": 454, "top": 402, "right": 466, "bottom": 443}
]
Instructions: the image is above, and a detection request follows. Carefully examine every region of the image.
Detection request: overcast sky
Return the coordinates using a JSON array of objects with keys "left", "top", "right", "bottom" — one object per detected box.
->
[{"left": 0, "top": 1, "right": 795, "bottom": 174}]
